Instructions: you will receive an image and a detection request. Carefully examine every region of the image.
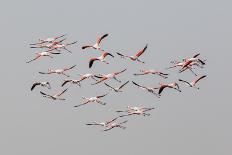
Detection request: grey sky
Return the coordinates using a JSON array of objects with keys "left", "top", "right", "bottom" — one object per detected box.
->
[{"left": 0, "top": 0, "right": 231, "bottom": 154}]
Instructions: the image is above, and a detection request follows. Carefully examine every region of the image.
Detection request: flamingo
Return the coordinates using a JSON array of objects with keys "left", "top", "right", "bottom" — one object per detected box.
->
[
  {"left": 40, "top": 88, "right": 68, "bottom": 100},
  {"left": 104, "top": 81, "right": 129, "bottom": 92},
  {"left": 82, "top": 34, "right": 108, "bottom": 50},
  {"left": 49, "top": 41, "right": 77, "bottom": 53},
  {"left": 134, "top": 69, "right": 169, "bottom": 78},
  {"left": 30, "top": 34, "right": 66, "bottom": 45},
  {"left": 39, "top": 65, "right": 76, "bottom": 77},
  {"left": 153, "top": 82, "right": 181, "bottom": 95},
  {"left": 92, "top": 69, "right": 127, "bottom": 85},
  {"left": 132, "top": 81, "right": 160, "bottom": 97},
  {"left": 31, "top": 81, "right": 51, "bottom": 91},
  {"left": 86, "top": 117, "right": 118, "bottom": 127},
  {"left": 61, "top": 73, "right": 97, "bottom": 87},
  {"left": 74, "top": 93, "right": 108, "bottom": 108},
  {"left": 116, "top": 44, "right": 147, "bottom": 63},
  {"left": 89, "top": 52, "right": 114, "bottom": 68},
  {"left": 26, "top": 51, "right": 61, "bottom": 63},
  {"left": 76, "top": 73, "right": 97, "bottom": 82},
  {"left": 116, "top": 106, "right": 155, "bottom": 117},
  {"left": 183, "top": 53, "right": 206, "bottom": 65},
  {"left": 102, "top": 120, "right": 128, "bottom": 132},
  {"left": 178, "top": 75, "right": 207, "bottom": 89}
]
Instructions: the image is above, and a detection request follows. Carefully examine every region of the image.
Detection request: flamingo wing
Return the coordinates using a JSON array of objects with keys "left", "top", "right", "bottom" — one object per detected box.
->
[
  {"left": 97, "top": 34, "right": 108, "bottom": 44},
  {"left": 135, "top": 44, "right": 148, "bottom": 57},
  {"left": 31, "top": 82, "right": 41, "bottom": 91},
  {"left": 89, "top": 58, "right": 98, "bottom": 68},
  {"left": 104, "top": 83, "right": 116, "bottom": 90},
  {"left": 82, "top": 45, "right": 93, "bottom": 49},
  {"left": 193, "top": 53, "right": 200, "bottom": 58},
  {"left": 26, "top": 55, "right": 41, "bottom": 63},
  {"left": 119, "top": 81, "right": 129, "bottom": 89},
  {"left": 194, "top": 75, "right": 207, "bottom": 85},
  {"left": 97, "top": 93, "right": 108, "bottom": 98},
  {"left": 178, "top": 79, "right": 192, "bottom": 87},
  {"left": 61, "top": 80, "right": 71, "bottom": 87},
  {"left": 58, "top": 88, "right": 68, "bottom": 96},
  {"left": 64, "top": 65, "right": 76, "bottom": 71}
]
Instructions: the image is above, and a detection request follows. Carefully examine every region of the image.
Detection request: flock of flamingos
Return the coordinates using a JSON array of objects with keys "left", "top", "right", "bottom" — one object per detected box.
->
[{"left": 27, "top": 34, "right": 207, "bottom": 132}]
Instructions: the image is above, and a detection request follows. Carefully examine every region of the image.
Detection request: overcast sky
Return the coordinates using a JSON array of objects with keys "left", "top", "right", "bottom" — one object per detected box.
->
[{"left": 0, "top": 0, "right": 231, "bottom": 154}]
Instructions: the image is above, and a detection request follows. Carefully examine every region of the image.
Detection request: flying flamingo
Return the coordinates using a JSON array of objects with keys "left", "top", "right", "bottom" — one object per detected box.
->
[
  {"left": 153, "top": 82, "right": 181, "bottom": 95},
  {"left": 31, "top": 81, "right": 51, "bottom": 91},
  {"left": 86, "top": 117, "right": 127, "bottom": 132},
  {"left": 116, "top": 106, "right": 155, "bottom": 117},
  {"left": 39, "top": 65, "right": 76, "bottom": 77},
  {"left": 49, "top": 41, "right": 78, "bottom": 53},
  {"left": 104, "top": 81, "right": 129, "bottom": 92},
  {"left": 82, "top": 34, "right": 108, "bottom": 50},
  {"left": 134, "top": 69, "right": 169, "bottom": 78},
  {"left": 116, "top": 44, "right": 147, "bottom": 63},
  {"left": 26, "top": 51, "right": 61, "bottom": 63},
  {"left": 30, "top": 34, "right": 66, "bottom": 45},
  {"left": 86, "top": 117, "right": 118, "bottom": 127},
  {"left": 102, "top": 120, "right": 128, "bottom": 132},
  {"left": 89, "top": 52, "right": 114, "bottom": 68},
  {"left": 92, "top": 69, "right": 127, "bottom": 85},
  {"left": 74, "top": 93, "right": 108, "bottom": 108},
  {"left": 183, "top": 53, "right": 206, "bottom": 65},
  {"left": 178, "top": 75, "right": 207, "bottom": 89},
  {"left": 40, "top": 88, "right": 68, "bottom": 100},
  {"left": 61, "top": 73, "right": 97, "bottom": 87},
  {"left": 132, "top": 81, "right": 160, "bottom": 97}
]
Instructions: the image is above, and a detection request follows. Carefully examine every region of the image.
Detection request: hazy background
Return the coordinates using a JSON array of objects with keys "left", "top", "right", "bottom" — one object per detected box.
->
[{"left": 0, "top": 0, "right": 231, "bottom": 154}]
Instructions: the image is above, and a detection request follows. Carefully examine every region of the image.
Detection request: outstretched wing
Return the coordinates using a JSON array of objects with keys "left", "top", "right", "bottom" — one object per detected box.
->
[
  {"left": 132, "top": 81, "right": 146, "bottom": 89},
  {"left": 119, "top": 81, "right": 129, "bottom": 89},
  {"left": 194, "top": 75, "right": 207, "bottom": 85},
  {"left": 61, "top": 80, "right": 71, "bottom": 87},
  {"left": 64, "top": 65, "right": 76, "bottom": 71},
  {"left": 89, "top": 58, "right": 98, "bottom": 68},
  {"left": 58, "top": 88, "right": 68, "bottom": 96},
  {"left": 31, "top": 82, "right": 40, "bottom": 91},
  {"left": 116, "top": 52, "right": 127, "bottom": 58},
  {"left": 40, "top": 91, "right": 49, "bottom": 96},
  {"left": 178, "top": 79, "right": 192, "bottom": 87},
  {"left": 135, "top": 44, "right": 148, "bottom": 57},
  {"left": 39, "top": 71, "right": 50, "bottom": 74},
  {"left": 104, "top": 83, "right": 116, "bottom": 90},
  {"left": 97, "top": 93, "right": 108, "bottom": 98},
  {"left": 105, "top": 52, "right": 114, "bottom": 58},
  {"left": 97, "top": 34, "right": 108, "bottom": 44},
  {"left": 106, "top": 117, "right": 118, "bottom": 124},
  {"left": 158, "top": 86, "right": 166, "bottom": 95},
  {"left": 193, "top": 53, "right": 200, "bottom": 58},
  {"left": 115, "top": 69, "right": 127, "bottom": 75},
  {"left": 26, "top": 55, "right": 41, "bottom": 63},
  {"left": 82, "top": 45, "right": 93, "bottom": 49},
  {"left": 91, "top": 77, "right": 108, "bottom": 85},
  {"left": 66, "top": 41, "right": 77, "bottom": 46}
]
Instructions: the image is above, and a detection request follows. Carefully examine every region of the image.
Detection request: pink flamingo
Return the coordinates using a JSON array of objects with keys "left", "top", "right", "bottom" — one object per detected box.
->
[
  {"left": 89, "top": 52, "right": 114, "bottom": 68},
  {"left": 82, "top": 34, "right": 108, "bottom": 50},
  {"left": 116, "top": 44, "right": 147, "bottom": 63}
]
